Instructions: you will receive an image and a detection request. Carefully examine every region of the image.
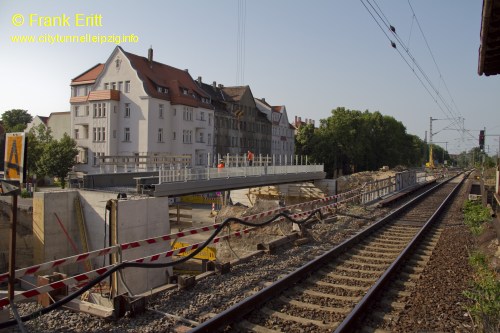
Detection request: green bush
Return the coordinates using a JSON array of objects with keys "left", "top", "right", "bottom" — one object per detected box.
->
[
  {"left": 463, "top": 200, "right": 491, "bottom": 235},
  {"left": 20, "top": 189, "right": 31, "bottom": 198},
  {"left": 463, "top": 251, "right": 500, "bottom": 332}
]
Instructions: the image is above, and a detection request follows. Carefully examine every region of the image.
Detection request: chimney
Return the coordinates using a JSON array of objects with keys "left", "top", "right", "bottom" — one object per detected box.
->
[
  {"left": 262, "top": 97, "right": 266, "bottom": 103},
  {"left": 197, "top": 76, "right": 202, "bottom": 84},
  {"left": 212, "top": 81, "right": 217, "bottom": 89},
  {"left": 148, "top": 47, "right": 153, "bottom": 66},
  {"left": 295, "top": 116, "right": 298, "bottom": 123},
  {"left": 184, "top": 69, "right": 189, "bottom": 73},
  {"left": 218, "top": 84, "right": 224, "bottom": 89}
]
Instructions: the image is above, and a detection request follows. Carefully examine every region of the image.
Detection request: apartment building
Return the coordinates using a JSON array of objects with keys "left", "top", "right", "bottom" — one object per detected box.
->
[
  {"left": 25, "top": 112, "right": 71, "bottom": 140},
  {"left": 70, "top": 46, "right": 214, "bottom": 172},
  {"left": 255, "top": 98, "right": 295, "bottom": 157},
  {"left": 196, "top": 79, "right": 272, "bottom": 160}
]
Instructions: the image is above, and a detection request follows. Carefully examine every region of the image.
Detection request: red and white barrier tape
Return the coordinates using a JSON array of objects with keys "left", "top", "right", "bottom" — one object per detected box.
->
[{"left": 0, "top": 187, "right": 363, "bottom": 285}]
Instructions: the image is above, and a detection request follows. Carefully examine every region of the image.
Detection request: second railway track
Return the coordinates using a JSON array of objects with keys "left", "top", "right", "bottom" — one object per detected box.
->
[{"left": 191, "top": 173, "right": 467, "bottom": 333}]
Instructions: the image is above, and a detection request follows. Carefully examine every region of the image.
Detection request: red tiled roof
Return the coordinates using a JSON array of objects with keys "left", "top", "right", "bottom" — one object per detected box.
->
[
  {"left": 122, "top": 49, "right": 213, "bottom": 109},
  {"left": 72, "top": 64, "right": 105, "bottom": 84}
]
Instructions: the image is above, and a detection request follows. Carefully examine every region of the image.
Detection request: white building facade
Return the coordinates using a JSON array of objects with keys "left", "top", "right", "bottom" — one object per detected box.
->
[
  {"left": 255, "top": 98, "right": 295, "bottom": 158},
  {"left": 70, "top": 47, "right": 214, "bottom": 173}
]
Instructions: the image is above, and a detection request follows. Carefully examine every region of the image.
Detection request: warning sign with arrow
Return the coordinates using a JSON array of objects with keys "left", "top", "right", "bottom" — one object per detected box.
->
[{"left": 4, "top": 132, "right": 26, "bottom": 183}]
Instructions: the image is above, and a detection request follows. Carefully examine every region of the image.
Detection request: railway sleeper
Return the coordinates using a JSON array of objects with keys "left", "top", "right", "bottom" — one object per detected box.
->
[
  {"left": 237, "top": 319, "right": 283, "bottom": 333},
  {"left": 278, "top": 296, "right": 351, "bottom": 314},
  {"left": 327, "top": 265, "right": 381, "bottom": 276},
  {"left": 347, "top": 254, "right": 396, "bottom": 264},
  {"left": 259, "top": 306, "right": 340, "bottom": 330},
  {"left": 352, "top": 249, "right": 399, "bottom": 258},
  {"left": 309, "top": 279, "right": 367, "bottom": 292},
  {"left": 320, "top": 271, "right": 378, "bottom": 284},
  {"left": 295, "top": 287, "right": 361, "bottom": 302},
  {"left": 358, "top": 244, "right": 402, "bottom": 254}
]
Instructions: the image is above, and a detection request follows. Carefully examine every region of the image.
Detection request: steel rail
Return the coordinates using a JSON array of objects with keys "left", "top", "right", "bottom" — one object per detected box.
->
[
  {"left": 333, "top": 172, "right": 467, "bottom": 332},
  {"left": 189, "top": 173, "right": 464, "bottom": 333}
]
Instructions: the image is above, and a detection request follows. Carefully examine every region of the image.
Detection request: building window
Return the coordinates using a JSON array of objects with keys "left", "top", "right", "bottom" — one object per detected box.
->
[
  {"left": 158, "top": 128, "right": 163, "bottom": 142},
  {"left": 182, "top": 130, "right": 193, "bottom": 143},
  {"left": 93, "top": 127, "right": 106, "bottom": 142},
  {"left": 200, "top": 112, "right": 205, "bottom": 121},
  {"left": 198, "top": 132, "right": 204, "bottom": 143},
  {"left": 173, "top": 131, "right": 176, "bottom": 140},
  {"left": 104, "top": 83, "right": 109, "bottom": 90},
  {"left": 113, "top": 130, "right": 116, "bottom": 139},
  {"left": 74, "top": 106, "right": 79, "bottom": 116},
  {"left": 125, "top": 81, "right": 130, "bottom": 93},
  {"left": 118, "top": 81, "right": 123, "bottom": 91},
  {"left": 111, "top": 82, "right": 117, "bottom": 90},
  {"left": 124, "top": 128, "right": 130, "bottom": 142},
  {"left": 125, "top": 103, "right": 130, "bottom": 118},
  {"left": 209, "top": 114, "right": 213, "bottom": 125},
  {"left": 93, "top": 103, "right": 106, "bottom": 117},
  {"left": 207, "top": 133, "right": 212, "bottom": 145},
  {"left": 159, "top": 104, "right": 164, "bottom": 118},
  {"left": 92, "top": 152, "right": 104, "bottom": 166},
  {"left": 74, "top": 129, "right": 79, "bottom": 139}
]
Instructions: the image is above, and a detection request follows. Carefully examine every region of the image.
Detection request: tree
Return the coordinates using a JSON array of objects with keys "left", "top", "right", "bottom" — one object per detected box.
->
[
  {"left": 1, "top": 109, "right": 33, "bottom": 132},
  {"left": 27, "top": 123, "right": 53, "bottom": 180},
  {"left": 295, "top": 123, "right": 316, "bottom": 157},
  {"left": 299, "top": 107, "right": 426, "bottom": 177},
  {"left": 39, "top": 134, "right": 77, "bottom": 188}
]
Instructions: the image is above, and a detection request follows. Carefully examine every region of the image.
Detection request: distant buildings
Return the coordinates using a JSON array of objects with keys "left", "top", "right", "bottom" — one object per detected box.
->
[
  {"left": 25, "top": 112, "right": 71, "bottom": 140},
  {"left": 255, "top": 98, "right": 295, "bottom": 157},
  {"left": 67, "top": 46, "right": 297, "bottom": 173}
]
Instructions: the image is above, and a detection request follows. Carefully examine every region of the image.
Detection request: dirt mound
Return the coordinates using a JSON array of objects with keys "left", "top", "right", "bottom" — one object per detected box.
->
[{"left": 336, "top": 170, "right": 397, "bottom": 193}]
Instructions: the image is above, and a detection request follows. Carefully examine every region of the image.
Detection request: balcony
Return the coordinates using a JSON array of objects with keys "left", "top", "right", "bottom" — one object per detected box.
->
[{"left": 70, "top": 89, "right": 120, "bottom": 103}]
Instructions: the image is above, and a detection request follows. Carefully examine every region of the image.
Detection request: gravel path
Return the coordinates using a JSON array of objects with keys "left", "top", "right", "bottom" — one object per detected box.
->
[{"left": 394, "top": 175, "right": 476, "bottom": 332}]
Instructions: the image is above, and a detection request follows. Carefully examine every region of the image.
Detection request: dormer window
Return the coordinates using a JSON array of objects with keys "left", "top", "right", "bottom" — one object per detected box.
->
[
  {"left": 157, "top": 86, "right": 169, "bottom": 94},
  {"left": 182, "top": 88, "right": 188, "bottom": 95}
]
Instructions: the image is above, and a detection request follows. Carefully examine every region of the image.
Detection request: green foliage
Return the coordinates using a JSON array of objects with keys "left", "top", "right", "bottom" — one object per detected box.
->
[
  {"left": 39, "top": 133, "right": 78, "bottom": 189},
  {"left": 295, "top": 123, "right": 316, "bottom": 158},
  {"left": 300, "top": 107, "right": 428, "bottom": 177},
  {"left": 27, "top": 123, "right": 53, "bottom": 179},
  {"left": 20, "top": 189, "right": 32, "bottom": 198},
  {"left": 463, "top": 200, "right": 492, "bottom": 235},
  {"left": 463, "top": 251, "right": 500, "bottom": 332},
  {"left": 1, "top": 109, "right": 32, "bottom": 132}
]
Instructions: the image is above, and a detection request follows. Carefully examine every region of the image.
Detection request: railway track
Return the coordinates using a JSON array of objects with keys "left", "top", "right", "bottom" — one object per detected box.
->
[{"left": 190, "top": 173, "right": 466, "bottom": 333}]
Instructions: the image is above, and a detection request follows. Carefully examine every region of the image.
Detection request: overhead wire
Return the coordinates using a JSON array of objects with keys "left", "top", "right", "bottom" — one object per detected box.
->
[{"left": 360, "top": 0, "right": 467, "bottom": 150}]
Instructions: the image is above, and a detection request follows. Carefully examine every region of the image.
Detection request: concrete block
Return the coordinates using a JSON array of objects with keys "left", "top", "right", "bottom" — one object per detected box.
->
[{"left": 178, "top": 275, "right": 196, "bottom": 290}]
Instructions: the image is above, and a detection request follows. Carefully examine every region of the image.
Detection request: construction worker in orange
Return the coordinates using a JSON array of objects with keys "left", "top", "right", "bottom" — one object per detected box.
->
[
  {"left": 217, "top": 159, "right": 225, "bottom": 169},
  {"left": 247, "top": 150, "right": 254, "bottom": 166}
]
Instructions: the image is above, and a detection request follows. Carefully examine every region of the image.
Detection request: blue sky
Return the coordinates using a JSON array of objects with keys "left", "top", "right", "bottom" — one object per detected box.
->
[{"left": 1, "top": 0, "right": 499, "bottom": 155}]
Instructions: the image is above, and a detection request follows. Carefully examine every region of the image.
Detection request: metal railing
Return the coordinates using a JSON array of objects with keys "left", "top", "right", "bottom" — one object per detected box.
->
[{"left": 158, "top": 164, "right": 324, "bottom": 183}]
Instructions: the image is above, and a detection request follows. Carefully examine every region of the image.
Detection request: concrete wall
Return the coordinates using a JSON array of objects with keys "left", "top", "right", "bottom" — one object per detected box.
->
[
  {"left": 83, "top": 171, "right": 157, "bottom": 188},
  {"left": 33, "top": 191, "right": 80, "bottom": 276},
  {"left": 115, "top": 197, "right": 171, "bottom": 295},
  {"left": 32, "top": 190, "right": 171, "bottom": 295},
  {"left": 0, "top": 200, "right": 33, "bottom": 273},
  {"left": 315, "top": 179, "right": 337, "bottom": 196}
]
